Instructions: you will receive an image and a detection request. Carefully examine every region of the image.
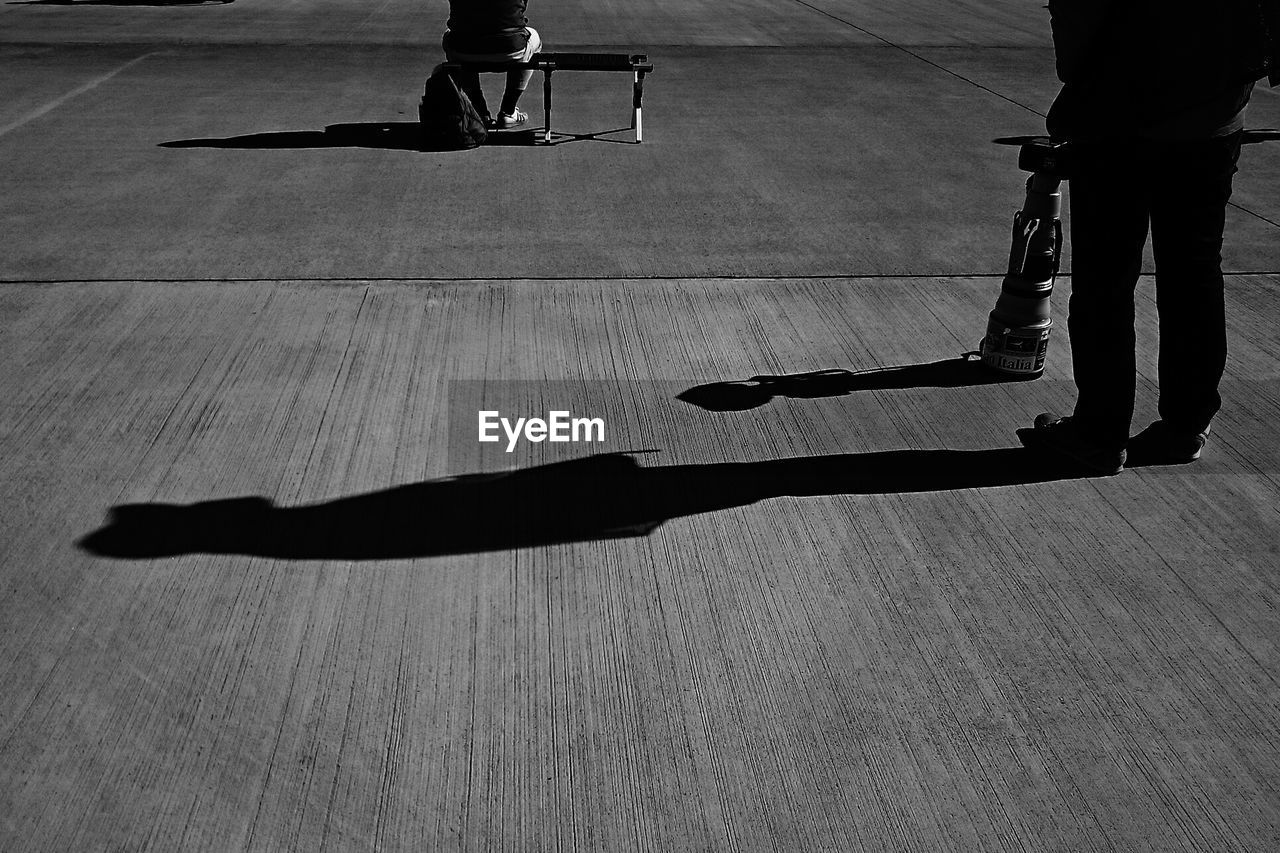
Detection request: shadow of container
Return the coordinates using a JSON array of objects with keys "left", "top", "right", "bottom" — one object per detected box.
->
[{"left": 677, "top": 357, "right": 1033, "bottom": 413}]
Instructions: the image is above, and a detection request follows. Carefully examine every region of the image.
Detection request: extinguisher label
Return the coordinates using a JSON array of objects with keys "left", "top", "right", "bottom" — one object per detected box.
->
[{"left": 982, "top": 328, "right": 1050, "bottom": 374}]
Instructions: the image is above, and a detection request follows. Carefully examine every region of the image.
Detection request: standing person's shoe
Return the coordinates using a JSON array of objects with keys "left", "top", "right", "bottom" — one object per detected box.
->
[
  {"left": 1125, "top": 420, "right": 1210, "bottom": 465},
  {"left": 495, "top": 109, "right": 527, "bottom": 128},
  {"left": 1016, "top": 412, "right": 1126, "bottom": 475}
]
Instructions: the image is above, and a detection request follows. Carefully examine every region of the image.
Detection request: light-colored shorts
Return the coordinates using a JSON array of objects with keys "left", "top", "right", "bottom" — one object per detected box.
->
[{"left": 443, "top": 27, "right": 541, "bottom": 64}]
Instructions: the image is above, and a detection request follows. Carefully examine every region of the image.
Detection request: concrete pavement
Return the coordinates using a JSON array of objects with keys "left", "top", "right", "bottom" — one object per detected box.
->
[{"left": 3, "top": 2, "right": 1280, "bottom": 851}]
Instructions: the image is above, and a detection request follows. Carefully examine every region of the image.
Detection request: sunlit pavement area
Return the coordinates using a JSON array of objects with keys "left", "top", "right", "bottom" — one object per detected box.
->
[{"left": 3, "top": 2, "right": 1280, "bottom": 850}]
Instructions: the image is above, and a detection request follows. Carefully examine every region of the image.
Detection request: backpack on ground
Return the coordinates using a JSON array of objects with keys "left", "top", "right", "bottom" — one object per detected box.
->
[{"left": 419, "top": 64, "right": 487, "bottom": 150}]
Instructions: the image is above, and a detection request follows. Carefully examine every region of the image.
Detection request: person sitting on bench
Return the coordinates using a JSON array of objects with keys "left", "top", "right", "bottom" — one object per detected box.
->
[{"left": 442, "top": 0, "right": 542, "bottom": 129}]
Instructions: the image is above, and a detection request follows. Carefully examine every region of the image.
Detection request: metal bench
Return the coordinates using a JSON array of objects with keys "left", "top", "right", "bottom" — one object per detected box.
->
[{"left": 442, "top": 52, "right": 654, "bottom": 143}]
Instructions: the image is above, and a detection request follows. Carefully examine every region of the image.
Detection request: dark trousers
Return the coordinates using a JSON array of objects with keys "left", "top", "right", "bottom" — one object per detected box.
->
[{"left": 1066, "top": 132, "right": 1242, "bottom": 448}]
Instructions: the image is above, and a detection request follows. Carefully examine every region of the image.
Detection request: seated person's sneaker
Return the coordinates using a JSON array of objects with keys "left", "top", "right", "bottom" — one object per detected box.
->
[
  {"left": 496, "top": 109, "right": 527, "bottom": 128},
  {"left": 1126, "top": 420, "right": 1210, "bottom": 466},
  {"left": 1016, "top": 412, "right": 1126, "bottom": 475}
]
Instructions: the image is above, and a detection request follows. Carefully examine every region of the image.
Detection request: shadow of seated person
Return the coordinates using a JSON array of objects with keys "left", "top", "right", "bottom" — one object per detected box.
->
[
  {"left": 161, "top": 122, "right": 427, "bottom": 151},
  {"left": 79, "top": 447, "right": 1094, "bottom": 561},
  {"left": 161, "top": 123, "right": 612, "bottom": 151}
]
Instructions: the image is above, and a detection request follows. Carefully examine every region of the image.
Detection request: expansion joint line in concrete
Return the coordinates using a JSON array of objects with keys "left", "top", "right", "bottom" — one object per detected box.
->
[
  {"left": 0, "top": 52, "right": 154, "bottom": 139},
  {"left": 788, "top": 0, "right": 1047, "bottom": 118},
  {"left": 0, "top": 274, "right": 1007, "bottom": 285},
  {"left": 1228, "top": 201, "right": 1280, "bottom": 230},
  {"left": 3, "top": 272, "right": 1280, "bottom": 285}
]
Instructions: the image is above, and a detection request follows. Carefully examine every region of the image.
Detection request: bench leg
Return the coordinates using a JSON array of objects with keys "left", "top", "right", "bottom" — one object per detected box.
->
[
  {"left": 633, "top": 71, "right": 645, "bottom": 143},
  {"left": 543, "top": 70, "right": 553, "bottom": 143}
]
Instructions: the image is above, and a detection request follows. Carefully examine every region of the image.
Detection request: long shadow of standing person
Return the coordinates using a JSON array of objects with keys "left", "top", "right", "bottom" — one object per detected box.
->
[
  {"left": 78, "top": 449, "right": 1098, "bottom": 561},
  {"left": 1017, "top": 1, "right": 1279, "bottom": 475}
]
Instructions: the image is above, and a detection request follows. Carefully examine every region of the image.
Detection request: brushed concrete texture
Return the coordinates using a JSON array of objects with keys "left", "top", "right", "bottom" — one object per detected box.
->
[
  {"left": 3, "top": 44, "right": 1279, "bottom": 283},
  {"left": 5, "top": 0, "right": 1280, "bottom": 850},
  {"left": 2, "top": 277, "right": 1280, "bottom": 851}
]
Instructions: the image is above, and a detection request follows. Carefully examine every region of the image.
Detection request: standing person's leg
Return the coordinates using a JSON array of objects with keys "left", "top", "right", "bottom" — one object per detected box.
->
[
  {"left": 499, "top": 28, "right": 541, "bottom": 119},
  {"left": 1018, "top": 139, "right": 1152, "bottom": 473},
  {"left": 1148, "top": 132, "right": 1241, "bottom": 436},
  {"left": 1063, "top": 140, "right": 1153, "bottom": 450}
]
